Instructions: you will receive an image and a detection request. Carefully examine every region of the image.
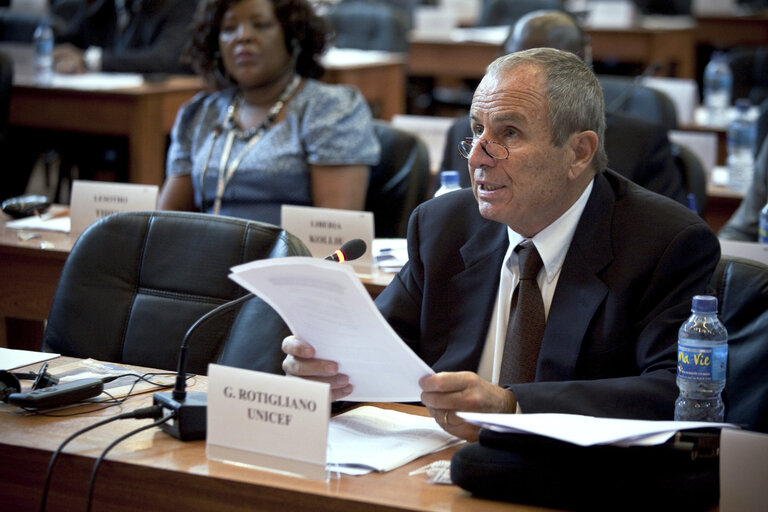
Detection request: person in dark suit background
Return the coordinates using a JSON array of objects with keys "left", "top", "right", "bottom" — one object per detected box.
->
[
  {"left": 283, "top": 47, "right": 719, "bottom": 441},
  {"left": 2, "top": 0, "right": 197, "bottom": 202},
  {"left": 52, "top": 0, "right": 195, "bottom": 74},
  {"left": 438, "top": 9, "right": 688, "bottom": 208}
]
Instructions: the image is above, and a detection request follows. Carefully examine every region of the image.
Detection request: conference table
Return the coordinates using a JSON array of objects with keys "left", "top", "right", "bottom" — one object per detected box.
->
[
  {"left": 695, "top": 11, "right": 768, "bottom": 49},
  {"left": 408, "top": 19, "right": 697, "bottom": 82},
  {"left": 0, "top": 207, "right": 396, "bottom": 350},
  {"left": 322, "top": 47, "right": 407, "bottom": 122},
  {"left": 3, "top": 44, "right": 406, "bottom": 189},
  {"left": 0, "top": 356, "right": 542, "bottom": 512}
]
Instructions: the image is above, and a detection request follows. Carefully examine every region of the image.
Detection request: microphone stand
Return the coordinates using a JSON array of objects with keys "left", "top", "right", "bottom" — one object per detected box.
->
[
  {"left": 153, "top": 293, "right": 253, "bottom": 441},
  {"left": 153, "top": 239, "right": 367, "bottom": 441}
]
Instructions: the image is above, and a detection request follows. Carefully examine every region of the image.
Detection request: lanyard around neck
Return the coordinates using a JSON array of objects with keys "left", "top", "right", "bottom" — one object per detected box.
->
[
  {"left": 212, "top": 127, "right": 266, "bottom": 215},
  {"left": 204, "top": 76, "right": 301, "bottom": 215}
]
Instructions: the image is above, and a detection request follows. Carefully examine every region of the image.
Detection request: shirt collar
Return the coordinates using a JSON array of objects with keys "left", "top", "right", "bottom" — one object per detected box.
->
[{"left": 506, "top": 179, "right": 594, "bottom": 282}]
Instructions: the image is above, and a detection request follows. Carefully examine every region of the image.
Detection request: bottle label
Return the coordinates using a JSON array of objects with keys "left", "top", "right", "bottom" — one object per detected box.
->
[{"left": 677, "top": 343, "right": 727, "bottom": 382}]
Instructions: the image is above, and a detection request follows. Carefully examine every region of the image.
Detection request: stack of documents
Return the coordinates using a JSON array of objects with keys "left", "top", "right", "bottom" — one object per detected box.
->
[
  {"left": 327, "top": 406, "right": 462, "bottom": 475},
  {"left": 229, "top": 257, "right": 433, "bottom": 402},
  {"left": 457, "top": 412, "right": 738, "bottom": 447},
  {"left": 373, "top": 238, "right": 408, "bottom": 272}
]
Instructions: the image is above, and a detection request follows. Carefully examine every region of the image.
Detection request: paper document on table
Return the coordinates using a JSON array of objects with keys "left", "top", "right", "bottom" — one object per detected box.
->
[
  {"left": 50, "top": 72, "right": 144, "bottom": 90},
  {"left": 458, "top": 412, "right": 739, "bottom": 447},
  {"left": 0, "top": 348, "right": 59, "bottom": 370},
  {"left": 229, "top": 257, "right": 434, "bottom": 401},
  {"left": 327, "top": 406, "right": 462, "bottom": 475}
]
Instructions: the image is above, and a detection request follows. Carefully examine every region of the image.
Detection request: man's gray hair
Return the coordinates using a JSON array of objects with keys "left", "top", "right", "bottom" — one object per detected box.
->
[{"left": 486, "top": 47, "right": 608, "bottom": 173}]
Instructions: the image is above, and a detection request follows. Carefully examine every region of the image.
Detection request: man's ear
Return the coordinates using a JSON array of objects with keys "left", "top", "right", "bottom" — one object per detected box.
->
[{"left": 567, "top": 130, "right": 598, "bottom": 179}]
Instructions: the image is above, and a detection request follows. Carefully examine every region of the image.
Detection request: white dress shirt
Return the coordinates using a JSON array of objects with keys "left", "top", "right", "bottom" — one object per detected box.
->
[{"left": 476, "top": 180, "right": 594, "bottom": 384}]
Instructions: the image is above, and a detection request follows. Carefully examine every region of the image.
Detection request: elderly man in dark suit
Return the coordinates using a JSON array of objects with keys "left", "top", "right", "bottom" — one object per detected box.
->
[
  {"left": 439, "top": 9, "right": 689, "bottom": 209},
  {"left": 282, "top": 47, "right": 719, "bottom": 441}
]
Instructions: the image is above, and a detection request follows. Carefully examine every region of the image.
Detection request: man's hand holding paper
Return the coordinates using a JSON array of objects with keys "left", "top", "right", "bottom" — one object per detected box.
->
[
  {"left": 282, "top": 335, "right": 354, "bottom": 401},
  {"left": 229, "top": 257, "right": 434, "bottom": 402}
]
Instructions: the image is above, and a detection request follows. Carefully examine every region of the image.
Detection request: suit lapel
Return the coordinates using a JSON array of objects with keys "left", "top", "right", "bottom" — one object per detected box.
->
[
  {"left": 431, "top": 217, "right": 508, "bottom": 372},
  {"left": 537, "top": 173, "right": 615, "bottom": 380}
]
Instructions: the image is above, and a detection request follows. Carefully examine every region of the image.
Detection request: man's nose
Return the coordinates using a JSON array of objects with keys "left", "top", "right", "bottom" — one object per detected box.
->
[{"left": 468, "top": 140, "right": 496, "bottom": 169}]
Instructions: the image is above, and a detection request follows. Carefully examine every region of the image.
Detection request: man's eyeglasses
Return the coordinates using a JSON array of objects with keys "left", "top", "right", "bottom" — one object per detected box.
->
[{"left": 458, "top": 137, "right": 510, "bottom": 160}]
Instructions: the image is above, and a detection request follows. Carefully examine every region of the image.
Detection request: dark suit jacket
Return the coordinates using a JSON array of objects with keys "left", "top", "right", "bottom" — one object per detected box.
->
[
  {"left": 439, "top": 112, "right": 688, "bottom": 207},
  {"left": 56, "top": 0, "right": 194, "bottom": 74},
  {"left": 376, "top": 170, "right": 720, "bottom": 419}
]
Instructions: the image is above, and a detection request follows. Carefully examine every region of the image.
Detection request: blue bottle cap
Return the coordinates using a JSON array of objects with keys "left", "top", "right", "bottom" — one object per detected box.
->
[
  {"left": 691, "top": 295, "right": 718, "bottom": 314},
  {"left": 734, "top": 98, "right": 751, "bottom": 113},
  {"left": 441, "top": 170, "right": 459, "bottom": 187}
]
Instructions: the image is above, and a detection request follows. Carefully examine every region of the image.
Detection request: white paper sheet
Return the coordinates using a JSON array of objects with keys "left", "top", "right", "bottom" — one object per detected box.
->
[
  {"left": 229, "top": 257, "right": 434, "bottom": 401},
  {"left": 373, "top": 238, "right": 408, "bottom": 272},
  {"left": 327, "top": 406, "right": 462, "bottom": 475},
  {"left": 0, "top": 348, "right": 59, "bottom": 370},
  {"left": 457, "top": 412, "right": 738, "bottom": 447},
  {"left": 49, "top": 72, "right": 144, "bottom": 90},
  {"left": 4, "top": 215, "right": 71, "bottom": 233}
]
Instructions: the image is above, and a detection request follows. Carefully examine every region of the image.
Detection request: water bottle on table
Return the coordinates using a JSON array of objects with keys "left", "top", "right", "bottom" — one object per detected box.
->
[
  {"left": 726, "top": 99, "right": 757, "bottom": 194},
  {"left": 675, "top": 295, "right": 728, "bottom": 422},
  {"left": 33, "top": 18, "right": 54, "bottom": 85},
  {"left": 434, "top": 170, "right": 461, "bottom": 197},
  {"left": 703, "top": 51, "right": 732, "bottom": 127}
]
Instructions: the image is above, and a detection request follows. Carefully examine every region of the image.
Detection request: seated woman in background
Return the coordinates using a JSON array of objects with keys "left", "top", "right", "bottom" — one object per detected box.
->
[{"left": 158, "top": 0, "right": 380, "bottom": 224}]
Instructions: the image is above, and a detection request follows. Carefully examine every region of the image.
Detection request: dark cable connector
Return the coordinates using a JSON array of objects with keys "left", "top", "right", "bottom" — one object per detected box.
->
[{"left": 118, "top": 405, "right": 165, "bottom": 420}]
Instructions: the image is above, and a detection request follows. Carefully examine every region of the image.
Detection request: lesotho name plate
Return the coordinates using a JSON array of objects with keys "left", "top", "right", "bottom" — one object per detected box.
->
[
  {"left": 69, "top": 180, "right": 158, "bottom": 236},
  {"left": 206, "top": 363, "right": 331, "bottom": 480}
]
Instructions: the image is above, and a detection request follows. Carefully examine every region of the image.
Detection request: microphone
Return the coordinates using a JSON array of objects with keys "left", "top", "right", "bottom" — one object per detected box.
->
[
  {"left": 323, "top": 238, "right": 367, "bottom": 262},
  {"left": 153, "top": 240, "right": 368, "bottom": 441}
]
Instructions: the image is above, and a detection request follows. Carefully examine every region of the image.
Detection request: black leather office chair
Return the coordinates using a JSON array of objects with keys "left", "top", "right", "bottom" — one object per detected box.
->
[
  {"left": 43, "top": 211, "right": 311, "bottom": 375},
  {"left": 600, "top": 75, "right": 679, "bottom": 131},
  {"left": 712, "top": 256, "right": 768, "bottom": 433},
  {"left": 325, "top": 0, "right": 409, "bottom": 52},
  {"left": 631, "top": 0, "right": 691, "bottom": 14},
  {"left": 672, "top": 142, "right": 707, "bottom": 215},
  {"left": 476, "top": 0, "right": 565, "bottom": 27},
  {"left": 726, "top": 47, "right": 768, "bottom": 107},
  {"left": 0, "top": 51, "right": 12, "bottom": 148},
  {"left": 380, "top": 0, "right": 417, "bottom": 30},
  {"left": 366, "top": 120, "right": 430, "bottom": 238}
]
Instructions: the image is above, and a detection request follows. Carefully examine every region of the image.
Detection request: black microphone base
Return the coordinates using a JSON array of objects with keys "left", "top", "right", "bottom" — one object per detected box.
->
[{"left": 153, "top": 391, "right": 207, "bottom": 441}]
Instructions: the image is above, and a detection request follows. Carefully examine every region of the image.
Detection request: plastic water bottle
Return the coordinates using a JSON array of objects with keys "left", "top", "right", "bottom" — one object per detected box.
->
[
  {"left": 726, "top": 99, "right": 757, "bottom": 194},
  {"left": 759, "top": 201, "right": 768, "bottom": 244},
  {"left": 703, "top": 51, "right": 732, "bottom": 127},
  {"left": 434, "top": 170, "right": 461, "bottom": 197},
  {"left": 33, "top": 18, "right": 54, "bottom": 85},
  {"left": 675, "top": 295, "right": 728, "bottom": 423}
]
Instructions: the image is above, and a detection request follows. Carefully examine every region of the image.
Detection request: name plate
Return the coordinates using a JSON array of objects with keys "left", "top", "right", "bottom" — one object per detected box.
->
[
  {"left": 206, "top": 364, "right": 331, "bottom": 480},
  {"left": 281, "top": 205, "right": 374, "bottom": 274},
  {"left": 69, "top": 180, "right": 158, "bottom": 236},
  {"left": 585, "top": 1, "right": 637, "bottom": 28}
]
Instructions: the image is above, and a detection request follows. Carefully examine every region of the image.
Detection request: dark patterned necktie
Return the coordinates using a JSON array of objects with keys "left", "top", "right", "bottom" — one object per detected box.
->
[{"left": 499, "top": 240, "right": 546, "bottom": 385}]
